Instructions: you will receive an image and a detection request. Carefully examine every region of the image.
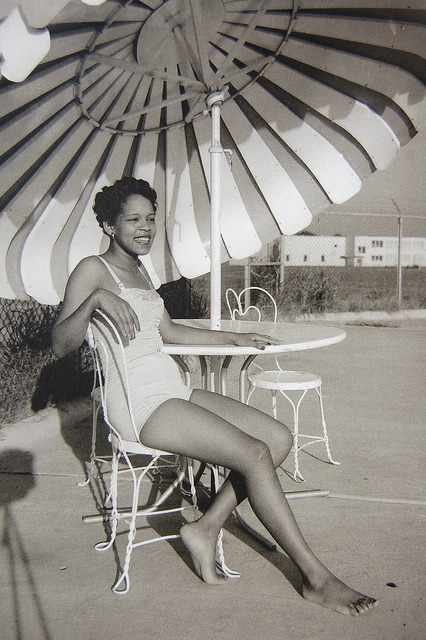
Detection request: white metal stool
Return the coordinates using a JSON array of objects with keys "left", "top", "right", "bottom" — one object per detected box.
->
[
  {"left": 226, "top": 286, "right": 340, "bottom": 482},
  {"left": 246, "top": 369, "right": 340, "bottom": 481}
]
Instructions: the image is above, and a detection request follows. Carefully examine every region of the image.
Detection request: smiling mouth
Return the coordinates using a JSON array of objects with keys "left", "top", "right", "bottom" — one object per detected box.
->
[{"left": 134, "top": 236, "right": 151, "bottom": 245}]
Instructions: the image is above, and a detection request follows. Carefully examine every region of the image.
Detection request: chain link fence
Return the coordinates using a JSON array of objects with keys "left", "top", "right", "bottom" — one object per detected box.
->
[
  {"left": 0, "top": 297, "right": 94, "bottom": 424},
  {"left": 0, "top": 298, "right": 58, "bottom": 355}
]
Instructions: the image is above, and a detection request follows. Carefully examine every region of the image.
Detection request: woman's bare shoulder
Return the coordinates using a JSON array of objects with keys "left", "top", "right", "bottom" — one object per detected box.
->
[
  {"left": 74, "top": 254, "right": 103, "bottom": 273},
  {"left": 54, "top": 256, "right": 105, "bottom": 325},
  {"left": 69, "top": 255, "right": 105, "bottom": 282},
  {"left": 63, "top": 255, "right": 106, "bottom": 298}
]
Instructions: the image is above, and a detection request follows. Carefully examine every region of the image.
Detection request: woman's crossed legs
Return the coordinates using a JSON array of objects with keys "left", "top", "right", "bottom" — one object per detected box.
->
[{"left": 140, "top": 389, "right": 377, "bottom": 616}]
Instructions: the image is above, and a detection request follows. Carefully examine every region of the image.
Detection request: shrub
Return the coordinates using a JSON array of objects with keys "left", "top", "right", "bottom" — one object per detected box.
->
[
  {"left": 276, "top": 268, "right": 340, "bottom": 315},
  {"left": 0, "top": 347, "right": 55, "bottom": 424},
  {"left": 159, "top": 277, "right": 208, "bottom": 319}
]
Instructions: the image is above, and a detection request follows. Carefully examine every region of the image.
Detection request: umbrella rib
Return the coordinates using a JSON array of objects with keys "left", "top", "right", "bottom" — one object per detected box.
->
[
  {"left": 219, "top": 53, "right": 275, "bottom": 85},
  {"left": 103, "top": 90, "right": 202, "bottom": 127},
  {"left": 189, "top": 0, "right": 213, "bottom": 87},
  {"left": 212, "top": 0, "right": 270, "bottom": 83},
  {"left": 184, "top": 93, "right": 205, "bottom": 123},
  {"left": 171, "top": 24, "right": 204, "bottom": 82},
  {"left": 170, "top": 35, "right": 207, "bottom": 123},
  {"left": 88, "top": 53, "right": 205, "bottom": 90}
]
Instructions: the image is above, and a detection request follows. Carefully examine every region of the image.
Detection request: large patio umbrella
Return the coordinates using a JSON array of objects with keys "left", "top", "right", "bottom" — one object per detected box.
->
[{"left": 0, "top": 1, "right": 424, "bottom": 327}]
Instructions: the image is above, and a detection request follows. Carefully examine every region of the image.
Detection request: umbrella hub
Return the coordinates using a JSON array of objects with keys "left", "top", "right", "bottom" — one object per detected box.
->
[{"left": 136, "top": 0, "right": 224, "bottom": 87}]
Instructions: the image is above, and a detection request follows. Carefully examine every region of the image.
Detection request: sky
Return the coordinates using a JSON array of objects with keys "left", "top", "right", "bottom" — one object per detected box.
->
[{"left": 309, "top": 130, "right": 426, "bottom": 238}]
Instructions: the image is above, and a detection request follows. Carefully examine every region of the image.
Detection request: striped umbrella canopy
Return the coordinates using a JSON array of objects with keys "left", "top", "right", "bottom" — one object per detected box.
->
[{"left": 0, "top": 1, "right": 424, "bottom": 322}]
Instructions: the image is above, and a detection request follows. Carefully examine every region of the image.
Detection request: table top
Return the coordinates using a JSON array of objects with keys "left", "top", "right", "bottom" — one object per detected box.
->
[{"left": 162, "top": 320, "right": 346, "bottom": 356}]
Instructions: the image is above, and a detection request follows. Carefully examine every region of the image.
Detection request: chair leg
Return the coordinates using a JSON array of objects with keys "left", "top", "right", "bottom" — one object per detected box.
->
[
  {"left": 110, "top": 457, "right": 143, "bottom": 595},
  {"left": 186, "top": 459, "right": 199, "bottom": 519},
  {"left": 209, "top": 466, "right": 241, "bottom": 579},
  {"left": 246, "top": 381, "right": 341, "bottom": 486},
  {"left": 216, "top": 529, "right": 242, "bottom": 579},
  {"left": 291, "top": 391, "right": 307, "bottom": 482},
  {"left": 111, "top": 454, "right": 168, "bottom": 595},
  {"left": 277, "top": 389, "right": 308, "bottom": 482},
  {"left": 271, "top": 390, "right": 277, "bottom": 419},
  {"left": 91, "top": 454, "right": 200, "bottom": 595},
  {"left": 77, "top": 398, "right": 102, "bottom": 487},
  {"left": 316, "top": 386, "right": 341, "bottom": 466},
  {"left": 95, "top": 446, "right": 120, "bottom": 552}
]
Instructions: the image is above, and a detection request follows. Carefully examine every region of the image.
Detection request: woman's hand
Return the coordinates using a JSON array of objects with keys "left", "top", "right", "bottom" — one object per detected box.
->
[
  {"left": 230, "top": 332, "right": 282, "bottom": 350},
  {"left": 93, "top": 288, "right": 140, "bottom": 343}
]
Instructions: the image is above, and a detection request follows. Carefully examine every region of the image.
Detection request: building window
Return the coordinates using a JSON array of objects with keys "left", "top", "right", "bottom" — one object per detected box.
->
[
  {"left": 303, "top": 255, "right": 308, "bottom": 262},
  {"left": 285, "top": 254, "right": 290, "bottom": 262},
  {"left": 321, "top": 255, "right": 325, "bottom": 262},
  {"left": 358, "top": 246, "right": 366, "bottom": 254},
  {"left": 372, "top": 255, "right": 383, "bottom": 262},
  {"left": 372, "top": 240, "right": 383, "bottom": 247}
]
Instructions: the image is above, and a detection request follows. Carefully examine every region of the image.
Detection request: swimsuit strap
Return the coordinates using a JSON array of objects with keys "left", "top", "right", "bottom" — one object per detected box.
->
[
  {"left": 97, "top": 255, "right": 125, "bottom": 291},
  {"left": 137, "top": 263, "right": 154, "bottom": 290}
]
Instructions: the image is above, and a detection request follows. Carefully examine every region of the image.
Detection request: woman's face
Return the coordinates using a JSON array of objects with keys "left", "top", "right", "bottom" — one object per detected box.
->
[{"left": 110, "top": 194, "right": 156, "bottom": 256}]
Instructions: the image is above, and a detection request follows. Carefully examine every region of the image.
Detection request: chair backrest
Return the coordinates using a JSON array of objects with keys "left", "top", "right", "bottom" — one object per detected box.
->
[
  {"left": 87, "top": 309, "right": 141, "bottom": 446},
  {"left": 225, "top": 287, "right": 278, "bottom": 322},
  {"left": 225, "top": 287, "right": 285, "bottom": 372}
]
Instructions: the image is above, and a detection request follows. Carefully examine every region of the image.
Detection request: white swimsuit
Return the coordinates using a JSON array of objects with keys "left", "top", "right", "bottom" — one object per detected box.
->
[{"left": 96, "top": 256, "right": 192, "bottom": 441}]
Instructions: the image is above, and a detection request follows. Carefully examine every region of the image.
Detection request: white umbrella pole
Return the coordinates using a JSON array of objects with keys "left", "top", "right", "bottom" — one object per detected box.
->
[{"left": 208, "top": 90, "right": 226, "bottom": 330}]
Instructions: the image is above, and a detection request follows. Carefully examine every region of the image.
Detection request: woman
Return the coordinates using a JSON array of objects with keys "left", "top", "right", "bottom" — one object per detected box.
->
[{"left": 52, "top": 177, "right": 377, "bottom": 616}]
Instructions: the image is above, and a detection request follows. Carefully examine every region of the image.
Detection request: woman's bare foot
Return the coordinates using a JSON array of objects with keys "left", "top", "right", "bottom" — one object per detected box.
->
[
  {"left": 302, "top": 570, "right": 377, "bottom": 616},
  {"left": 180, "top": 521, "right": 227, "bottom": 585}
]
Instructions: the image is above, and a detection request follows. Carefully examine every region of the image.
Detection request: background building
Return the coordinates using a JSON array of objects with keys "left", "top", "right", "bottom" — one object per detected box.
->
[
  {"left": 230, "top": 235, "right": 347, "bottom": 267},
  {"left": 281, "top": 236, "right": 347, "bottom": 267},
  {"left": 230, "top": 234, "right": 426, "bottom": 268},
  {"left": 354, "top": 236, "right": 426, "bottom": 267}
]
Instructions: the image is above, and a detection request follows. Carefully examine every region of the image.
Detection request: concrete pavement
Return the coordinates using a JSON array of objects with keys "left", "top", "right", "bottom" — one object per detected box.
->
[{"left": 0, "top": 318, "right": 424, "bottom": 640}]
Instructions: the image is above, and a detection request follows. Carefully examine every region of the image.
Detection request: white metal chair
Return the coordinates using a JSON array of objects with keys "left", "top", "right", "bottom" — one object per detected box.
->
[
  {"left": 83, "top": 309, "right": 239, "bottom": 594},
  {"left": 226, "top": 287, "right": 340, "bottom": 482}
]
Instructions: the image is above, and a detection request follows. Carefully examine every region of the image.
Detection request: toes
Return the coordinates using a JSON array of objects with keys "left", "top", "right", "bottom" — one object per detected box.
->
[{"left": 352, "top": 596, "right": 377, "bottom": 615}]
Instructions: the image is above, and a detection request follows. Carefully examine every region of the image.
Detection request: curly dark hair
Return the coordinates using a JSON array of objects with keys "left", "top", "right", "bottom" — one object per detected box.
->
[{"left": 93, "top": 176, "right": 158, "bottom": 229}]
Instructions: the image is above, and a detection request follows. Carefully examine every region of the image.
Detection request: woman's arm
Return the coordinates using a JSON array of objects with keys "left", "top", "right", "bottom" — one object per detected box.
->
[
  {"left": 158, "top": 308, "right": 280, "bottom": 350},
  {"left": 51, "top": 258, "right": 139, "bottom": 358}
]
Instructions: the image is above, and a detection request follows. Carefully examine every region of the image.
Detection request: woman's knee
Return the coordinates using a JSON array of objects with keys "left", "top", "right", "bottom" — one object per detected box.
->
[
  {"left": 247, "top": 437, "right": 275, "bottom": 467},
  {"left": 277, "top": 423, "right": 293, "bottom": 455},
  {"left": 263, "top": 420, "right": 293, "bottom": 464}
]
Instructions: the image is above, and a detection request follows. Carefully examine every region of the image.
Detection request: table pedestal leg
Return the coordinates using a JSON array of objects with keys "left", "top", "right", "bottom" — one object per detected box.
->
[
  {"left": 238, "top": 355, "right": 257, "bottom": 403},
  {"left": 198, "top": 355, "right": 233, "bottom": 396},
  {"left": 209, "top": 356, "right": 223, "bottom": 393}
]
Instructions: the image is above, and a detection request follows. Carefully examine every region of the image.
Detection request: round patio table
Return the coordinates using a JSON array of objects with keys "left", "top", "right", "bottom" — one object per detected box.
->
[{"left": 163, "top": 320, "right": 346, "bottom": 401}]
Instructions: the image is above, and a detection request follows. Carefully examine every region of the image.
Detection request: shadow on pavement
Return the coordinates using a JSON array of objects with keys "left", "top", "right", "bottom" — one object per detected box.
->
[{"left": 1, "top": 449, "right": 53, "bottom": 640}]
